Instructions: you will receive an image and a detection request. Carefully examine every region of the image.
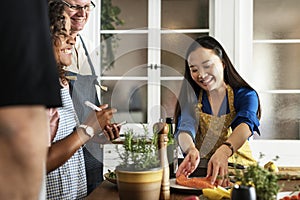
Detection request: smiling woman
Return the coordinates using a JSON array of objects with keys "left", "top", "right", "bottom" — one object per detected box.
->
[
  {"left": 174, "top": 35, "right": 261, "bottom": 187},
  {"left": 49, "top": 4, "right": 75, "bottom": 74},
  {"left": 46, "top": 1, "right": 90, "bottom": 199},
  {"left": 46, "top": 2, "right": 119, "bottom": 199}
]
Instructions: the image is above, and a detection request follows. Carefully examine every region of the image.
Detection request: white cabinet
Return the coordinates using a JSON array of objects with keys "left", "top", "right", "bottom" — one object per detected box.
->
[{"left": 103, "top": 144, "right": 122, "bottom": 175}]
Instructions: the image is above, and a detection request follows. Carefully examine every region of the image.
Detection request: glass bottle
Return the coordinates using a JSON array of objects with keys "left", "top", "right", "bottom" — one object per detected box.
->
[{"left": 165, "top": 117, "right": 178, "bottom": 178}]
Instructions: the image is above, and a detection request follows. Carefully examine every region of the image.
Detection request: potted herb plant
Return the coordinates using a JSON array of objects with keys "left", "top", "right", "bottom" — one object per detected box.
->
[
  {"left": 232, "top": 153, "right": 280, "bottom": 200},
  {"left": 115, "top": 124, "right": 163, "bottom": 200}
]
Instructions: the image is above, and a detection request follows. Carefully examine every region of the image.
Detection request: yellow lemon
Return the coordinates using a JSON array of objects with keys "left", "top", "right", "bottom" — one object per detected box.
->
[
  {"left": 234, "top": 181, "right": 242, "bottom": 185},
  {"left": 202, "top": 188, "right": 223, "bottom": 200},
  {"left": 216, "top": 186, "right": 231, "bottom": 199},
  {"left": 264, "top": 161, "right": 279, "bottom": 173}
]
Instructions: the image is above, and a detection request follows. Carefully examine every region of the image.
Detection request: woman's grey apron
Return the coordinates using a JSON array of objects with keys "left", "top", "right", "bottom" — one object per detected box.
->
[
  {"left": 66, "top": 34, "right": 103, "bottom": 195},
  {"left": 67, "top": 35, "right": 100, "bottom": 123}
]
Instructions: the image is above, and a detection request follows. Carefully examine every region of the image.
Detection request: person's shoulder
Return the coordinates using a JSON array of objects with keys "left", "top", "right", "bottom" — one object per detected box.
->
[
  {"left": 78, "top": 34, "right": 99, "bottom": 54},
  {"left": 78, "top": 34, "right": 93, "bottom": 47},
  {"left": 78, "top": 34, "right": 92, "bottom": 43},
  {"left": 233, "top": 87, "right": 258, "bottom": 98},
  {"left": 233, "top": 86, "right": 254, "bottom": 92}
]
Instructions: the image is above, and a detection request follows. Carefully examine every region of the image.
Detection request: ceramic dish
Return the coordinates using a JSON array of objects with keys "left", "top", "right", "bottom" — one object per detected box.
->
[
  {"left": 104, "top": 172, "right": 117, "bottom": 184},
  {"left": 169, "top": 178, "right": 203, "bottom": 195},
  {"left": 169, "top": 177, "right": 233, "bottom": 196}
]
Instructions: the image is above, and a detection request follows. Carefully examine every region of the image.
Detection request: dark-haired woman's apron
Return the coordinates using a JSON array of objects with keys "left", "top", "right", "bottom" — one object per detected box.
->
[{"left": 195, "top": 86, "right": 256, "bottom": 167}]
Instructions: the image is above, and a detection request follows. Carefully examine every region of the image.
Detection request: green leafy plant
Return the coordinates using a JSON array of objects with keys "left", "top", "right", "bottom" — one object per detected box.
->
[
  {"left": 116, "top": 125, "right": 160, "bottom": 171},
  {"left": 233, "top": 153, "right": 280, "bottom": 200},
  {"left": 101, "top": 0, "right": 124, "bottom": 32}
]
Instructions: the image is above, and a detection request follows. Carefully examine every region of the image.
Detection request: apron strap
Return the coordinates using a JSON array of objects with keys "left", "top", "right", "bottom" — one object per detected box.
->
[
  {"left": 227, "top": 86, "right": 235, "bottom": 113},
  {"left": 78, "top": 34, "right": 96, "bottom": 76}
]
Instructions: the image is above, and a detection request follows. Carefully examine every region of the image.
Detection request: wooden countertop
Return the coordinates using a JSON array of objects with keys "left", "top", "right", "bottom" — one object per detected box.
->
[
  {"left": 85, "top": 180, "right": 196, "bottom": 200},
  {"left": 85, "top": 179, "right": 300, "bottom": 200}
]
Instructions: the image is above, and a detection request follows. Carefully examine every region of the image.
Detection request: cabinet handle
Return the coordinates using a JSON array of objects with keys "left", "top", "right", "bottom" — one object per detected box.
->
[
  {"left": 153, "top": 64, "right": 161, "bottom": 69},
  {"left": 147, "top": 64, "right": 153, "bottom": 69},
  {"left": 147, "top": 64, "right": 161, "bottom": 70}
]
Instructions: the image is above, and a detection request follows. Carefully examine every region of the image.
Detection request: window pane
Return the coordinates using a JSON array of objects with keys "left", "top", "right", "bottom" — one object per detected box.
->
[
  {"left": 161, "top": 80, "right": 183, "bottom": 119},
  {"left": 162, "top": 0, "right": 209, "bottom": 29},
  {"left": 254, "top": 0, "right": 300, "bottom": 39},
  {"left": 101, "top": 34, "right": 148, "bottom": 76},
  {"left": 254, "top": 93, "right": 300, "bottom": 139},
  {"left": 102, "top": 0, "right": 148, "bottom": 30},
  {"left": 101, "top": 80, "right": 147, "bottom": 123},
  {"left": 161, "top": 33, "right": 207, "bottom": 76},
  {"left": 250, "top": 43, "right": 300, "bottom": 90}
]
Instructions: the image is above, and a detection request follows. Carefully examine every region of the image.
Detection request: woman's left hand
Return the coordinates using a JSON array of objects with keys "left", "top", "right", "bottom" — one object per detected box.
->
[
  {"left": 176, "top": 146, "right": 200, "bottom": 177},
  {"left": 206, "top": 145, "right": 231, "bottom": 187}
]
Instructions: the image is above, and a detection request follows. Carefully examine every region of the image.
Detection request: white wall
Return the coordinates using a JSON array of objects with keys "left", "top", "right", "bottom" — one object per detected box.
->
[
  {"left": 249, "top": 140, "right": 300, "bottom": 167},
  {"left": 210, "top": 0, "right": 253, "bottom": 75},
  {"left": 80, "top": 0, "right": 100, "bottom": 50}
]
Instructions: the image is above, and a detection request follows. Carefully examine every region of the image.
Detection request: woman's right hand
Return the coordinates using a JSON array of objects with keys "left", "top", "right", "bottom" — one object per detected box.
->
[
  {"left": 176, "top": 146, "right": 200, "bottom": 177},
  {"left": 95, "top": 104, "right": 117, "bottom": 129},
  {"left": 84, "top": 104, "right": 117, "bottom": 134},
  {"left": 103, "top": 123, "right": 120, "bottom": 140}
]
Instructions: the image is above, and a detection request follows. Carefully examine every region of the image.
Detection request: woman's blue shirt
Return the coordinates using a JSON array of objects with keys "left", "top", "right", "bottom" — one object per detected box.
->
[{"left": 175, "top": 87, "right": 260, "bottom": 140}]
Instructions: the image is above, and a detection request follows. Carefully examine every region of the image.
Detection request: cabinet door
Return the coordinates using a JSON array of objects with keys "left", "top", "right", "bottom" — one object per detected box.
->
[{"left": 100, "top": 0, "right": 150, "bottom": 123}]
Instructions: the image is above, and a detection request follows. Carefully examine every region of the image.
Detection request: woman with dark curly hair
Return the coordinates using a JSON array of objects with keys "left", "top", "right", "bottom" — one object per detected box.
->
[
  {"left": 174, "top": 36, "right": 261, "bottom": 187},
  {"left": 48, "top": 0, "right": 73, "bottom": 80},
  {"left": 46, "top": 1, "right": 119, "bottom": 199}
]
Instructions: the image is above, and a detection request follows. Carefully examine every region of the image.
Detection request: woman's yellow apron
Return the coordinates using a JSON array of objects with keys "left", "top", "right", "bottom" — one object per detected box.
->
[{"left": 195, "top": 86, "right": 256, "bottom": 166}]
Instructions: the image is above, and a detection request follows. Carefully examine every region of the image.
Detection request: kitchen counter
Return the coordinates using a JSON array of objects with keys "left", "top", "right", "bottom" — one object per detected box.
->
[{"left": 85, "top": 179, "right": 300, "bottom": 200}]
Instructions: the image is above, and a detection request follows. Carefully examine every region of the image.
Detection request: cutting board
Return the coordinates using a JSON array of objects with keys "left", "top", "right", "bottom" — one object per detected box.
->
[
  {"left": 278, "top": 167, "right": 300, "bottom": 180},
  {"left": 228, "top": 166, "right": 300, "bottom": 180}
]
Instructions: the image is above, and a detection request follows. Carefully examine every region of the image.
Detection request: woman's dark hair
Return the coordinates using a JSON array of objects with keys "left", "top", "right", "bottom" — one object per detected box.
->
[
  {"left": 48, "top": 0, "right": 67, "bottom": 79},
  {"left": 174, "top": 35, "right": 261, "bottom": 127}
]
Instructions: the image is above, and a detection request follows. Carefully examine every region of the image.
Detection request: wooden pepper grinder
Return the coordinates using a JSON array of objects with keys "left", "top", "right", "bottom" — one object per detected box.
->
[{"left": 154, "top": 120, "right": 170, "bottom": 200}]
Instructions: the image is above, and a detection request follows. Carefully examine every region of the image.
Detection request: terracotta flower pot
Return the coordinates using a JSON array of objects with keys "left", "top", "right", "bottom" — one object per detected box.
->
[{"left": 116, "top": 167, "right": 163, "bottom": 200}]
